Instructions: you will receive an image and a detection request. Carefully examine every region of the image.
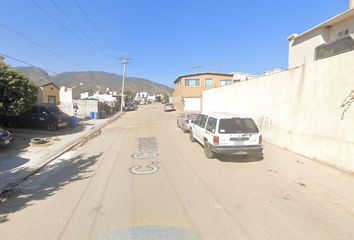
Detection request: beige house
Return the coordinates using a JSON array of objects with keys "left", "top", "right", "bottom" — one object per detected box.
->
[
  {"left": 37, "top": 82, "right": 60, "bottom": 104},
  {"left": 173, "top": 72, "right": 233, "bottom": 111},
  {"left": 287, "top": 0, "right": 354, "bottom": 69}
]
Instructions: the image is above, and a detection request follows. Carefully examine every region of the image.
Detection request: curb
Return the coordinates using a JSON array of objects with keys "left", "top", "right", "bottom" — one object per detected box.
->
[{"left": 0, "top": 111, "right": 124, "bottom": 194}]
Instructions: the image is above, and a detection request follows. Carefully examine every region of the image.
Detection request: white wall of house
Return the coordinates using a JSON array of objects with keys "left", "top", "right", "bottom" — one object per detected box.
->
[
  {"left": 203, "top": 51, "right": 354, "bottom": 173},
  {"left": 288, "top": 30, "right": 326, "bottom": 68},
  {"left": 287, "top": 7, "right": 354, "bottom": 69}
]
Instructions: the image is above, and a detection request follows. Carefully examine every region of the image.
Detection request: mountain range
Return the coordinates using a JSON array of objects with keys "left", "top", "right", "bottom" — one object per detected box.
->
[{"left": 13, "top": 66, "right": 174, "bottom": 95}]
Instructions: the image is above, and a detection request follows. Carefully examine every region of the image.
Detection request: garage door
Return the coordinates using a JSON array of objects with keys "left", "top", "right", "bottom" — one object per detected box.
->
[{"left": 183, "top": 98, "right": 200, "bottom": 111}]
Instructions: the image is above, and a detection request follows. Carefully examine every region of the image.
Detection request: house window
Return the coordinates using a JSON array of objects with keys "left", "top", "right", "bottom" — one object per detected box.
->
[
  {"left": 339, "top": 29, "right": 349, "bottom": 37},
  {"left": 185, "top": 78, "right": 200, "bottom": 87},
  {"left": 48, "top": 96, "right": 56, "bottom": 104},
  {"left": 205, "top": 78, "right": 213, "bottom": 88},
  {"left": 219, "top": 79, "right": 232, "bottom": 86},
  {"left": 316, "top": 36, "right": 354, "bottom": 60}
]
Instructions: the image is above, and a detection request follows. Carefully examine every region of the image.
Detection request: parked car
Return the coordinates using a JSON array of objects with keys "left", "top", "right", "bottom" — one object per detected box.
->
[
  {"left": 164, "top": 103, "right": 175, "bottom": 112},
  {"left": 0, "top": 104, "right": 70, "bottom": 131},
  {"left": 177, "top": 113, "right": 199, "bottom": 133},
  {"left": 0, "top": 127, "right": 14, "bottom": 148},
  {"left": 161, "top": 99, "right": 169, "bottom": 104},
  {"left": 189, "top": 112, "right": 263, "bottom": 159},
  {"left": 125, "top": 104, "right": 135, "bottom": 111}
]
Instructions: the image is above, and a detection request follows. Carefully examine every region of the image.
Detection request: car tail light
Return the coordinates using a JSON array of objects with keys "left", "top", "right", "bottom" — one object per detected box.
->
[
  {"left": 259, "top": 135, "right": 262, "bottom": 144},
  {"left": 57, "top": 119, "right": 62, "bottom": 123},
  {"left": 186, "top": 120, "right": 189, "bottom": 124},
  {"left": 213, "top": 136, "right": 219, "bottom": 145}
]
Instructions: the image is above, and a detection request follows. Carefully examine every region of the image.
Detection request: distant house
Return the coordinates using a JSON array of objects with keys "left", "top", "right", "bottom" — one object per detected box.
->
[
  {"left": 287, "top": 1, "right": 354, "bottom": 69},
  {"left": 80, "top": 89, "right": 95, "bottom": 99},
  {"left": 173, "top": 72, "right": 233, "bottom": 111},
  {"left": 37, "top": 82, "right": 60, "bottom": 104},
  {"left": 60, "top": 86, "right": 81, "bottom": 103}
]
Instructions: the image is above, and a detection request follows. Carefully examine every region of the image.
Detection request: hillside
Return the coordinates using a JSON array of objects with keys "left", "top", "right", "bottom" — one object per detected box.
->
[{"left": 14, "top": 67, "right": 173, "bottom": 95}]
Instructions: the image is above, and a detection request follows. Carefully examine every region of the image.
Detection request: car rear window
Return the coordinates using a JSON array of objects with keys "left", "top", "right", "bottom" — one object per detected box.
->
[
  {"left": 187, "top": 114, "right": 199, "bottom": 119},
  {"left": 218, "top": 118, "right": 259, "bottom": 134}
]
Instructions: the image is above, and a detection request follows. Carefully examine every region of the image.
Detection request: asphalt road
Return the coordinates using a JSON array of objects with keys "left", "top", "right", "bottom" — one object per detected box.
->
[{"left": 1, "top": 103, "right": 354, "bottom": 240}]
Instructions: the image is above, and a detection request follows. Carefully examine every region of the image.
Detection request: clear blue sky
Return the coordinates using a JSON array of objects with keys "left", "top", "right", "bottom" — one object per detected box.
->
[{"left": 0, "top": 0, "right": 349, "bottom": 88}]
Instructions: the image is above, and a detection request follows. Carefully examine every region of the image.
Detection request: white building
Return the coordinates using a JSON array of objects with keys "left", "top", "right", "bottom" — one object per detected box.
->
[{"left": 287, "top": 0, "right": 354, "bottom": 69}]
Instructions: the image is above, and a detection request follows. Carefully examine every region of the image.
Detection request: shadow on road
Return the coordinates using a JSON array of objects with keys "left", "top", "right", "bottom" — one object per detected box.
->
[
  {"left": 0, "top": 152, "right": 102, "bottom": 224},
  {"left": 216, "top": 154, "right": 264, "bottom": 163}
]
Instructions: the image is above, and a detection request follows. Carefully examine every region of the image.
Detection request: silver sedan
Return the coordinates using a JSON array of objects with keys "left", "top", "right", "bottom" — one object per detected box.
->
[
  {"left": 164, "top": 103, "right": 176, "bottom": 112},
  {"left": 177, "top": 113, "right": 199, "bottom": 133}
]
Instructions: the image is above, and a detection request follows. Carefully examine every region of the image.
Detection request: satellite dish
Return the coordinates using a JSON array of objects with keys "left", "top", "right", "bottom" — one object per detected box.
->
[{"left": 80, "top": 82, "right": 83, "bottom": 85}]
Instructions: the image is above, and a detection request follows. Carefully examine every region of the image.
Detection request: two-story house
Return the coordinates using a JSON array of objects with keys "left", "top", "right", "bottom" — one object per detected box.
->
[
  {"left": 287, "top": 0, "right": 354, "bottom": 68},
  {"left": 173, "top": 72, "right": 233, "bottom": 111}
]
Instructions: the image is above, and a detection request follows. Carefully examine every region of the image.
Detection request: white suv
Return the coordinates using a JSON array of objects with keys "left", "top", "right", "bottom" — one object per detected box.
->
[{"left": 189, "top": 112, "right": 263, "bottom": 159}]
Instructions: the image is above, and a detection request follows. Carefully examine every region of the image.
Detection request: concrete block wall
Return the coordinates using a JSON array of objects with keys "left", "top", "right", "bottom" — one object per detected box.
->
[{"left": 203, "top": 51, "right": 354, "bottom": 173}]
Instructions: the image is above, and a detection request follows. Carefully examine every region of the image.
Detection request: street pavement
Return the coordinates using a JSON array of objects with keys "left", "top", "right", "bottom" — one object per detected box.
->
[{"left": 0, "top": 111, "right": 123, "bottom": 193}]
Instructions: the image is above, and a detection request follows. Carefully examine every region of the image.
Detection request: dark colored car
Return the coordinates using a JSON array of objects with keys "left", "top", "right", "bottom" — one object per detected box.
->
[
  {"left": 125, "top": 104, "right": 135, "bottom": 111},
  {"left": 0, "top": 104, "right": 70, "bottom": 131},
  {"left": 0, "top": 127, "right": 14, "bottom": 148}
]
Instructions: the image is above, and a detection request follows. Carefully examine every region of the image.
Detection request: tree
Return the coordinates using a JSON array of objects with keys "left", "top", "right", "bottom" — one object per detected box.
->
[
  {"left": 0, "top": 62, "right": 39, "bottom": 116},
  {"left": 341, "top": 89, "right": 354, "bottom": 120}
]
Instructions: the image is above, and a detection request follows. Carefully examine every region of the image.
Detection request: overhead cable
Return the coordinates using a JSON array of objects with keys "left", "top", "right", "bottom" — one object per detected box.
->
[
  {"left": 0, "top": 52, "right": 82, "bottom": 82},
  {"left": 73, "top": 0, "right": 119, "bottom": 53},
  {"left": 0, "top": 23, "right": 91, "bottom": 70},
  {"left": 30, "top": 0, "right": 100, "bottom": 53},
  {"left": 50, "top": 0, "right": 105, "bottom": 52}
]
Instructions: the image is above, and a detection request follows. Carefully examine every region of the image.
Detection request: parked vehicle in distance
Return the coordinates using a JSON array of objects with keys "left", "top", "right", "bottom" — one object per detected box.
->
[
  {"left": 0, "top": 127, "right": 14, "bottom": 148},
  {"left": 189, "top": 112, "right": 263, "bottom": 159},
  {"left": 0, "top": 104, "right": 70, "bottom": 131},
  {"left": 125, "top": 104, "right": 136, "bottom": 111},
  {"left": 164, "top": 103, "right": 175, "bottom": 112},
  {"left": 177, "top": 113, "right": 199, "bottom": 133},
  {"left": 161, "top": 99, "right": 169, "bottom": 104}
]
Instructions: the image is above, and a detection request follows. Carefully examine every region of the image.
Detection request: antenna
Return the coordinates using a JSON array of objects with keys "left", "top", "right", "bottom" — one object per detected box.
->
[{"left": 214, "top": 59, "right": 227, "bottom": 72}]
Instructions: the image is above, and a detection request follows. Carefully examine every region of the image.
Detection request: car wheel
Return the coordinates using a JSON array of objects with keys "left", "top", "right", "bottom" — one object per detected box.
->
[
  {"left": 47, "top": 122, "right": 57, "bottom": 131},
  {"left": 189, "top": 129, "right": 196, "bottom": 142},
  {"left": 8, "top": 120, "right": 17, "bottom": 128},
  {"left": 204, "top": 140, "right": 215, "bottom": 159}
]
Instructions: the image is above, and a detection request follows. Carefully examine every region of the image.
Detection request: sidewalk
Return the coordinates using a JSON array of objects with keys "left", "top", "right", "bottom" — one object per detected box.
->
[{"left": 0, "top": 112, "right": 123, "bottom": 194}]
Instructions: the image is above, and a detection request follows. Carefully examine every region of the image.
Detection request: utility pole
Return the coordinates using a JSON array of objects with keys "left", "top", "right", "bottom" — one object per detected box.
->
[
  {"left": 119, "top": 57, "right": 132, "bottom": 112},
  {"left": 192, "top": 66, "right": 201, "bottom": 73}
]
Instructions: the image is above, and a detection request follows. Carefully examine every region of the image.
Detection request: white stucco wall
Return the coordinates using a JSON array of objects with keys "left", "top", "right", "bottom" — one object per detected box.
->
[
  {"left": 288, "top": 30, "right": 326, "bottom": 68},
  {"left": 203, "top": 51, "right": 354, "bottom": 173}
]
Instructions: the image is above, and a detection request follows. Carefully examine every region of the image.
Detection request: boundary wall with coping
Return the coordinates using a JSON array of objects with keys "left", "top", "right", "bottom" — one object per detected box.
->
[{"left": 203, "top": 51, "right": 354, "bottom": 172}]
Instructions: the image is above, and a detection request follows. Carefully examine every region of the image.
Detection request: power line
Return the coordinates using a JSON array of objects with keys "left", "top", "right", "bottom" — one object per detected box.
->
[
  {"left": 73, "top": 0, "right": 118, "bottom": 53},
  {"left": 50, "top": 0, "right": 105, "bottom": 52},
  {"left": 0, "top": 23, "right": 90, "bottom": 70},
  {"left": 30, "top": 0, "right": 100, "bottom": 53},
  {"left": 0, "top": 53, "right": 83, "bottom": 82}
]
